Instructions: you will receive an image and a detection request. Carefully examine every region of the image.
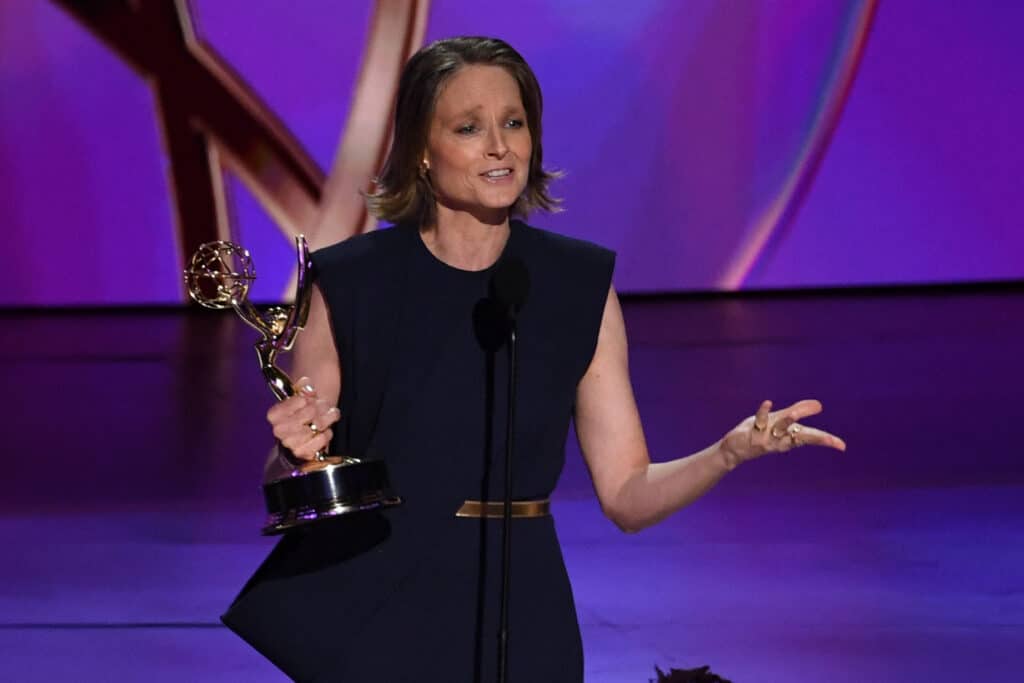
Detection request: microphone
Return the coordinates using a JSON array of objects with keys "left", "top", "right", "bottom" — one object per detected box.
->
[
  {"left": 492, "top": 255, "right": 528, "bottom": 683},
  {"left": 491, "top": 256, "right": 530, "bottom": 320}
]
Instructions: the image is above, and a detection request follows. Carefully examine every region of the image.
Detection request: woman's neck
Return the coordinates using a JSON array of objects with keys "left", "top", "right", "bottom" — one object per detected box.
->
[{"left": 421, "top": 210, "right": 511, "bottom": 271}]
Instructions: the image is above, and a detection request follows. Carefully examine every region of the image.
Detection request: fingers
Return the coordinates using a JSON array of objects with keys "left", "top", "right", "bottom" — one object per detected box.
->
[
  {"left": 766, "top": 399, "right": 823, "bottom": 437},
  {"left": 787, "top": 425, "right": 846, "bottom": 452},
  {"left": 780, "top": 399, "right": 823, "bottom": 422},
  {"left": 266, "top": 376, "right": 342, "bottom": 461},
  {"left": 745, "top": 400, "right": 773, "bottom": 453},
  {"left": 757, "top": 398, "right": 845, "bottom": 453},
  {"left": 316, "top": 402, "right": 342, "bottom": 428},
  {"left": 277, "top": 405, "right": 340, "bottom": 453},
  {"left": 276, "top": 402, "right": 339, "bottom": 437},
  {"left": 289, "top": 427, "right": 335, "bottom": 460},
  {"left": 724, "top": 398, "right": 844, "bottom": 468},
  {"left": 770, "top": 414, "right": 796, "bottom": 438},
  {"left": 753, "top": 400, "right": 772, "bottom": 431},
  {"left": 293, "top": 376, "right": 317, "bottom": 397},
  {"left": 269, "top": 399, "right": 314, "bottom": 439},
  {"left": 266, "top": 394, "right": 307, "bottom": 425},
  {"left": 267, "top": 376, "right": 319, "bottom": 420}
]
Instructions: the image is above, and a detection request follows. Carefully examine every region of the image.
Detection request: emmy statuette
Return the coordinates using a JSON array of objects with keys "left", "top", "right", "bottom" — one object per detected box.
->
[{"left": 184, "top": 237, "right": 400, "bottom": 535}]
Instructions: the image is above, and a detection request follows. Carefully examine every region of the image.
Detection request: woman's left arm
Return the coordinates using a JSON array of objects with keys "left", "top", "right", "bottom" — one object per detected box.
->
[{"left": 574, "top": 286, "right": 846, "bottom": 533}]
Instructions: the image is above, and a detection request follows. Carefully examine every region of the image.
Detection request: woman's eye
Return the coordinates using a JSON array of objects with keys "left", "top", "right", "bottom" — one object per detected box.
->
[
  {"left": 457, "top": 124, "right": 477, "bottom": 134},
  {"left": 506, "top": 119, "right": 524, "bottom": 129}
]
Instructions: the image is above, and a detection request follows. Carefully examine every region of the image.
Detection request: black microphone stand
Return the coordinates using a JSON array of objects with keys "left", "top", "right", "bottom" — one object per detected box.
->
[
  {"left": 491, "top": 255, "right": 528, "bottom": 683},
  {"left": 497, "top": 315, "right": 518, "bottom": 683}
]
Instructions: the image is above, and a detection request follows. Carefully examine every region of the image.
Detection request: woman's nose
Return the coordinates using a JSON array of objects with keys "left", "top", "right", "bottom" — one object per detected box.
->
[{"left": 486, "top": 127, "right": 509, "bottom": 158}]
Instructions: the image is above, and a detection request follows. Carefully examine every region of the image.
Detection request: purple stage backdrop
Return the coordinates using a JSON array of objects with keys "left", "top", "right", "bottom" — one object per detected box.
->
[{"left": 1, "top": 0, "right": 1021, "bottom": 306}]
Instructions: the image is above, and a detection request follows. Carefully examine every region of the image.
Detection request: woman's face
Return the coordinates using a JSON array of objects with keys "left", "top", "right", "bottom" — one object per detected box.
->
[{"left": 424, "top": 64, "right": 532, "bottom": 224}]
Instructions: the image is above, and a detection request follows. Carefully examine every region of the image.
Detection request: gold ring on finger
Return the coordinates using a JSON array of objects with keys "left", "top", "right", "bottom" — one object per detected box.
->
[
  {"left": 787, "top": 424, "right": 803, "bottom": 445},
  {"left": 770, "top": 425, "right": 787, "bottom": 439},
  {"left": 753, "top": 421, "right": 767, "bottom": 432},
  {"left": 307, "top": 421, "right": 319, "bottom": 434}
]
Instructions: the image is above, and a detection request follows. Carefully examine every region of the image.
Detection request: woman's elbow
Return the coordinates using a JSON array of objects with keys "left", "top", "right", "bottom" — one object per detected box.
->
[
  {"left": 595, "top": 468, "right": 652, "bottom": 533},
  {"left": 601, "top": 500, "right": 648, "bottom": 534}
]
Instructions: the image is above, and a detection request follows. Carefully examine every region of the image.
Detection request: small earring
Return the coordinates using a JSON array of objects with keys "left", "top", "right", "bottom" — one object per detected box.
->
[{"left": 420, "top": 159, "right": 430, "bottom": 174}]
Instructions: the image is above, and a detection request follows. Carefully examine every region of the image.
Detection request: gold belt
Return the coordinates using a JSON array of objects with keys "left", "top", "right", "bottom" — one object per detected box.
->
[{"left": 455, "top": 498, "right": 550, "bottom": 519}]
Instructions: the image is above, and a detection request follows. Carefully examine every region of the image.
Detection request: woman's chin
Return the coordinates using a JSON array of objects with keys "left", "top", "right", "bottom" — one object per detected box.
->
[{"left": 437, "top": 197, "right": 516, "bottom": 223}]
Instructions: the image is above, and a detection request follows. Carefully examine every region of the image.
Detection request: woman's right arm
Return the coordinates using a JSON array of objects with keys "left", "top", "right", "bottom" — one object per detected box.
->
[{"left": 264, "top": 284, "right": 342, "bottom": 478}]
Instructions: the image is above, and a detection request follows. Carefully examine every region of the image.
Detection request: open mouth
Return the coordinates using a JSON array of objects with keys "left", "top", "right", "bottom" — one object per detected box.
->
[{"left": 481, "top": 168, "right": 513, "bottom": 179}]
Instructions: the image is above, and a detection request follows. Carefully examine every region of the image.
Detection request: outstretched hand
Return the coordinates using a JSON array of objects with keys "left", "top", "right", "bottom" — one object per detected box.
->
[{"left": 719, "top": 399, "right": 846, "bottom": 470}]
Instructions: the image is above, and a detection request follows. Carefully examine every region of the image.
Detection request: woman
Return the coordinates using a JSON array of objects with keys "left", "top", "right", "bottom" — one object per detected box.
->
[{"left": 223, "top": 37, "right": 846, "bottom": 681}]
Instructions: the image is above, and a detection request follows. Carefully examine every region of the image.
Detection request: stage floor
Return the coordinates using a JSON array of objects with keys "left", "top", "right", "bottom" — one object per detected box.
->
[{"left": 2, "top": 289, "right": 1022, "bottom": 681}]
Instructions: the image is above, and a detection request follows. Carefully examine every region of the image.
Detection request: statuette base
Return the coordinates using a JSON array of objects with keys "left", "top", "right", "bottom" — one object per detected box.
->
[{"left": 261, "top": 457, "right": 400, "bottom": 535}]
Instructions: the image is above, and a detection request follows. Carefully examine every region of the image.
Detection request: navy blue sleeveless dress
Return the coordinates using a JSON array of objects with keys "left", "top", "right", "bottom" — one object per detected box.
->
[{"left": 222, "top": 220, "right": 614, "bottom": 682}]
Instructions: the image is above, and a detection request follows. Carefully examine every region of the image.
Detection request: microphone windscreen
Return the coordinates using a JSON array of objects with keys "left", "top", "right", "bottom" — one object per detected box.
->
[{"left": 492, "top": 256, "right": 530, "bottom": 315}]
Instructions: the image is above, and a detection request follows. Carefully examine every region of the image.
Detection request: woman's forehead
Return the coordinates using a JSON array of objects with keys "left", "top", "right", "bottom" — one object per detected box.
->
[{"left": 434, "top": 65, "right": 523, "bottom": 117}]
